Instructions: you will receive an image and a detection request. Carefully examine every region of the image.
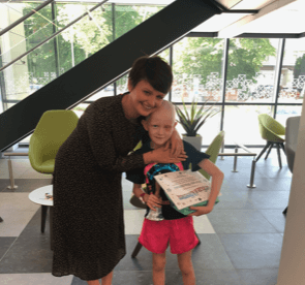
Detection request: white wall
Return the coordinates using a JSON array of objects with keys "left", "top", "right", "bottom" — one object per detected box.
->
[{"left": 276, "top": 95, "right": 305, "bottom": 284}]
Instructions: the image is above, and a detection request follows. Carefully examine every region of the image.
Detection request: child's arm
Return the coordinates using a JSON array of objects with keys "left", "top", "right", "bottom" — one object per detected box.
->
[
  {"left": 133, "top": 184, "right": 162, "bottom": 211},
  {"left": 188, "top": 159, "right": 224, "bottom": 217}
]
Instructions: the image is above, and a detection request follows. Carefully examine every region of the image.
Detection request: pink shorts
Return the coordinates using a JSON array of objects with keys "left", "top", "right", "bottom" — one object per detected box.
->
[{"left": 139, "top": 216, "right": 199, "bottom": 254}]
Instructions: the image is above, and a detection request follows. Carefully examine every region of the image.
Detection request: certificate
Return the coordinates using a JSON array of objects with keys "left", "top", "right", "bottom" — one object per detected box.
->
[{"left": 154, "top": 170, "right": 221, "bottom": 213}]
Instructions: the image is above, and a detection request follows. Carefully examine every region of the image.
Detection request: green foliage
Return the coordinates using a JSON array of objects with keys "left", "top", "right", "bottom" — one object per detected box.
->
[
  {"left": 23, "top": 3, "right": 161, "bottom": 88},
  {"left": 175, "top": 98, "right": 218, "bottom": 136},
  {"left": 293, "top": 54, "right": 305, "bottom": 79},
  {"left": 227, "top": 38, "right": 276, "bottom": 84},
  {"left": 174, "top": 37, "right": 276, "bottom": 87},
  {"left": 23, "top": 3, "right": 56, "bottom": 85}
]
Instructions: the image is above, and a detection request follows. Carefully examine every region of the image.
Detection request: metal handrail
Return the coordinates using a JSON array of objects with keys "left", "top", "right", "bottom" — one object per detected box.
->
[
  {"left": 0, "top": 0, "right": 54, "bottom": 36},
  {"left": 217, "top": 135, "right": 258, "bottom": 188},
  {"left": 0, "top": 0, "right": 109, "bottom": 72},
  {"left": 3, "top": 152, "right": 29, "bottom": 189},
  {"left": 2, "top": 147, "right": 258, "bottom": 190}
]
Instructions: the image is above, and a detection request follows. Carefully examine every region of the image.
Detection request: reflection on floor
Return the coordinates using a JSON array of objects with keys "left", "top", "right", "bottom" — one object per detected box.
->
[{"left": 0, "top": 150, "right": 291, "bottom": 285}]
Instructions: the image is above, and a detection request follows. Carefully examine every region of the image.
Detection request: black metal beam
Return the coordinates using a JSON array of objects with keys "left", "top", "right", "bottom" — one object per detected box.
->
[
  {"left": 188, "top": 32, "right": 305, "bottom": 39},
  {"left": 273, "top": 39, "right": 285, "bottom": 119},
  {"left": 0, "top": 0, "right": 221, "bottom": 152},
  {"left": 299, "top": 31, "right": 305, "bottom": 38},
  {"left": 236, "top": 33, "right": 300, "bottom": 39},
  {"left": 187, "top": 32, "right": 218, "bottom": 37},
  {"left": 220, "top": 38, "right": 229, "bottom": 131}
]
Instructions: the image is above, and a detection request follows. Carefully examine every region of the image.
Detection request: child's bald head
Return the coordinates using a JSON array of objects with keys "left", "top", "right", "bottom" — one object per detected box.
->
[
  {"left": 142, "top": 100, "right": 177, "bottom": 148},
  {"left": 146, "top": 100, "right": 176, "bottom": 124}
]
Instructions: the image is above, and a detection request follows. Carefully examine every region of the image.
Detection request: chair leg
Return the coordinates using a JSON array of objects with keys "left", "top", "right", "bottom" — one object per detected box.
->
[
  {"left": 283, "top": 206, "right": 288, "bottom": 216},
  {"left": 276, "top": 143, "right": 282, "bottom": 168},
  {"left": 280, "top": 143, "right": 286, "bottom": 155},
  {"left": 131, "top": 241, "right": 143, "bottom": 258},
  {"left": 50, "top": 207, "right": 53, "bottom": 251},
  {"left": 256, "top": 141, "right": 272, "bottom": 162},
  {"left": 265, "top": 143, "right": 273, "bottom": 160},
  {"left": 41, "top": 205, "right": 48, "bottom": 233}
]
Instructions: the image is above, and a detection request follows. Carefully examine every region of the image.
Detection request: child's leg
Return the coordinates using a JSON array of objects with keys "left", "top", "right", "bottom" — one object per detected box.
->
[
  {"left": 177, "top": 250, "right": 196, "bottom": 285},
  {"left": 152, "top": 252, "right": 166, "bottom": 285}
]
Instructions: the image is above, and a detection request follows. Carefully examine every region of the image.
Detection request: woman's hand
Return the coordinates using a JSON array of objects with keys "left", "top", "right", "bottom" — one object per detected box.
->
[
  {"left": 144, "top": 194, "right": 162, "bottom": 211},
  {"left": 187, "top": 205, "right": 213, "bottom": 217},
  {"left": 164, "top": 129, "right": 185, "bottom": 156},
  {"left": 152, "top": 147, "right": 188, "bottom": 164}
]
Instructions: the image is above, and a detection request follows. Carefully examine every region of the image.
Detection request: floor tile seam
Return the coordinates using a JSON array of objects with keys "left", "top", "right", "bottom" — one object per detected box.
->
[
  {"left": 0, "top": 237, "right": 18, "bottom": 264},
  {"left": 0, "top": 208, "right": 40, "bottom": 214},
  {"left": 255, "top": 210, "right": 285, "bottom": 234}
]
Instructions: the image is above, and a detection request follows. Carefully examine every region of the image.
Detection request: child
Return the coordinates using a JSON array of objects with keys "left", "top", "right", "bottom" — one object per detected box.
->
[{"left": 126, "top": 101, "right": 224, "bottom": 285}]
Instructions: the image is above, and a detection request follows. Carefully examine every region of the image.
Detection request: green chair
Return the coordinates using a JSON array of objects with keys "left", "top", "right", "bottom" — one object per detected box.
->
[
  {"left": 29, "top": 110, "right": 79, "bottom": 233},
  {"left": 130, "top": 131, "right": 225, "bottom": 258},
  {"left": 199, "top": 130, "right": 225, "bottom": 181},
  {"left": 257, "top": 114, "right": 286, "bottom": 168}
]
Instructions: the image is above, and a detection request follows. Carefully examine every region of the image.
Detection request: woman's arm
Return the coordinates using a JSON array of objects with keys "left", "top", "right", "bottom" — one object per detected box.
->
[
  {"left": 164, "top": 128, "right": 185, "bottom": 156},
  {"left": 188, "top": 159, "right": 224, "bottom": 217},
  {"left": 86, "top": 103, "right": 187, "bottom": 172},
  {"left": 142, "top": 147, "right": 187, "bottom": 164}
]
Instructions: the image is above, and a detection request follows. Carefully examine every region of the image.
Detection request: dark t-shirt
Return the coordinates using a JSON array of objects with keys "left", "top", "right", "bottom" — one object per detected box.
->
[{"left": 126, "top": 140, "right": 210, "bottom": 220}]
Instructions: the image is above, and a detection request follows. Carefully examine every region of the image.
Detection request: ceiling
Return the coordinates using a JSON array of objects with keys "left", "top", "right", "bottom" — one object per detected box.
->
[
  {"left": 192, "top": 0, "right": 305, "bottom": 36},
  {"left": 5, "top": 0, "right": 304, "bottom": 37},
  {"left": 108, "top": 0, "right": 305, "bottom": 37}
]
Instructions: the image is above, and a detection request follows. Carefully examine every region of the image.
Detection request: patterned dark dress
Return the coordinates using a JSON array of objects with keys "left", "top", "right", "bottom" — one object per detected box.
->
[{"left": 52, "top": 94, "right": 147, "bottom": 281}]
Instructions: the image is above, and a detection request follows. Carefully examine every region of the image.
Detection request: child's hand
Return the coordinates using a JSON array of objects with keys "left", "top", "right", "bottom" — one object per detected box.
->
[
  {"left": 187, "top": 205, "right": 213, "bottom": 217},
  {"left": 145, "top": 194, "right": 162, "bottom": 211}
]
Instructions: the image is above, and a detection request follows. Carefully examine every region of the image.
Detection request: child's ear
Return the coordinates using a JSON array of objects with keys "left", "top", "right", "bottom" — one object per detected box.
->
[
  {"left": 173, "top": 121, "right": 178, "bottom": 128},
  {"left": 141, "top": 119, "right": 149, "bottom": 131}
]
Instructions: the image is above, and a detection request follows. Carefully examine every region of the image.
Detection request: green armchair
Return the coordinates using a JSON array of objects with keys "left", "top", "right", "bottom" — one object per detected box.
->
[
  {"left": 199, "top": 131, "right": 225, "bottom": 180},
  {"left": 257, "top": 114, "right": 286, "bottom": 168},
  {"left": 29, "top": 110, "right": 79, "bottom": 175},
  {"left": 29, "top": 110, "right": 78, "bottom": 234}
]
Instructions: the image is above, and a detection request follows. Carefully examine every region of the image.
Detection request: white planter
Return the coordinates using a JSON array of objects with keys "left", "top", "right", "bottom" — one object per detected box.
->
[{"left": 182, "top": 134, "right": 202, "bottom": 151}]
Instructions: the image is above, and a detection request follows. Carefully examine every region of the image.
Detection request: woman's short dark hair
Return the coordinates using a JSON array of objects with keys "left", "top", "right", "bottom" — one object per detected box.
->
[{"left": 128, "top": 55, "right": 173, "bottom": 94}]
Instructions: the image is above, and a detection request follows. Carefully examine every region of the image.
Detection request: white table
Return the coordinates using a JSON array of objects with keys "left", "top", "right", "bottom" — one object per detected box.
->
[{"left": 28, "top": 185, "right": 53, "bottom": 249}]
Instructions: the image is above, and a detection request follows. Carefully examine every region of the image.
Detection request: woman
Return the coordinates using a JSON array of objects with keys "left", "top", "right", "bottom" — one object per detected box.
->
[{"left": 52, "top": 56, "right": 187, "bottom": 285}]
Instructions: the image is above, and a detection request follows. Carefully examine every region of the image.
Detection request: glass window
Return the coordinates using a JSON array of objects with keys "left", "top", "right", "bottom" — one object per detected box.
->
[
  {"left": 55, "top": 3, "right": 113, "bottom": 75},
  {"left": 223, "top": 105, "right": 273, "bottom": 146},
  {"left": 72, "top": 103, "right": 90, "bottom": 118},
  {"left": 275, "top": 105, "right": 302, "bottom": 127},
  {"left": 115, "top": 5, "right": 162, "bottom": 40},
  {"left": 226, "top": 38, "right": 279, "bottom": 103},
  {"left": 175, "top": 104, "right": 221, "bottom": 146},
  {"left": 172, "top": 37, "right": 225, "bottom": 103},
  {"left": 278, "top": 38, "right": 305, "bottom": 104},
  {"left": 88, "top": 84, "right": 115, "bottom": 101}
]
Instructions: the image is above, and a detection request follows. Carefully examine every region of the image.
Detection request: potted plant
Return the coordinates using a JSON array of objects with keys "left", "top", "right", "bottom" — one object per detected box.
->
[{"left": 175, "top": 97, "right": 218, "bottom": 151}]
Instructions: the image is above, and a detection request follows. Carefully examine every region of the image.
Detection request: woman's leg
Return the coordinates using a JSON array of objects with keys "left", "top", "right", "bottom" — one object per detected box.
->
[
  {"left": 152, "top": 252, "right": 166, "bottom": 285},
  {"left": 177, "top": 250, "right": 196, "bottom": 285},
  {"left": 86, "top": 270, "right": 113, "bottom": 285},
  {"left": 101, "top": 270, "right": 113, "bottom": 285},
  {"left": 87, "top": 280, "right": 100, "bottom": 285}
]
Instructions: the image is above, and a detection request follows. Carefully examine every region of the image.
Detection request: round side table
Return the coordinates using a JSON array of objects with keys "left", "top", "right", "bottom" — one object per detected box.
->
[{"left": 28, "top": 185, "right": 53, "bottom": 249}]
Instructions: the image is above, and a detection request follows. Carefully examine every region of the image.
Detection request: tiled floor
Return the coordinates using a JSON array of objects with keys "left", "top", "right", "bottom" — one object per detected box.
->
[{"left": 0, "top": 150, "right": 291, "bottom": 285}]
